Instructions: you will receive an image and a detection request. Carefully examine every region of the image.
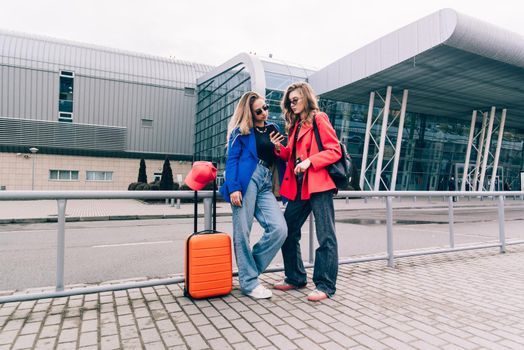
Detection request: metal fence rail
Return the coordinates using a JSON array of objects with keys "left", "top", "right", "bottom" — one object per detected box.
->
[{"left": 0, "top": 190, "right": 523, "bottom": 303}]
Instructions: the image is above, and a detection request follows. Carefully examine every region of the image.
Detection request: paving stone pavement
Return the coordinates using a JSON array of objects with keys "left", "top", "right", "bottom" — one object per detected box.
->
[{"left": 1, "top": 245, "right": 523, "bottom": 349}]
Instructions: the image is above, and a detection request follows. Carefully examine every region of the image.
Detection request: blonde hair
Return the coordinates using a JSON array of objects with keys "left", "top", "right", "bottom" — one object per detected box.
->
[
  {"left": 280, "top": 82, "right": 319, "bottom": 134},
  {"left": 226, "top": 91, "right": 263, "bottom": 145}
]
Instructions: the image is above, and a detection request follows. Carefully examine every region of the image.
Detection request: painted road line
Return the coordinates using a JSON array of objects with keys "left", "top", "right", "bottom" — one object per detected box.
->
[{"left": 92, "top": 240, "right": 174, "bottom": 248}]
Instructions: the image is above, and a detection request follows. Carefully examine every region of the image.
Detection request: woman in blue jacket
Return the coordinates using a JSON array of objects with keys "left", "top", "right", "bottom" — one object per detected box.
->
[{"left": 220, "top": 91, "right": 287, "bottom": 299}]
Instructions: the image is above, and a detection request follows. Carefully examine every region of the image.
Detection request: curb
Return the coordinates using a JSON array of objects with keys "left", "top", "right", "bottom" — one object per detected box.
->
[{"left": 0, "top": 212, "right": 234, "bottom": 224}]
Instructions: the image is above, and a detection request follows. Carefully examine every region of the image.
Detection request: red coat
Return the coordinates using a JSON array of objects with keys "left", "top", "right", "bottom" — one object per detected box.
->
[{"left": 277, "top": 112, "right": 342, "bottom": 200}]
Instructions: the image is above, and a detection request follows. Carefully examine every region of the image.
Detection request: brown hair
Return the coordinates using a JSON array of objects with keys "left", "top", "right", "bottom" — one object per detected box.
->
[{"left": 280, "top": 82, "right": 319, "bottom": 134}]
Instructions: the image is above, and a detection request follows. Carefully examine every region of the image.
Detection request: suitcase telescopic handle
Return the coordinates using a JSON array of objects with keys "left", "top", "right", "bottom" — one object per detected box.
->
[
  {"left": 213, "top": 179, "right": 217, "bottom": 231},
  {"left": 193, "top": 179, "right": 217, "bottom": 233},
  {"left": 193, "top": 190, "right": 198, "bottom": 233}
]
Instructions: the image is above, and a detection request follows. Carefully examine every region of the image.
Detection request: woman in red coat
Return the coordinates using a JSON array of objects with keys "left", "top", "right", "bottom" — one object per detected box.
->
[{"left": 270, "top": 82, "right": 341, "bottom": 301}]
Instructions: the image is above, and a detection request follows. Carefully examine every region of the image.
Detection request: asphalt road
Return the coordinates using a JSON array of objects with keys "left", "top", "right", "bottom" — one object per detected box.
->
[{"left": 1, "top": 206, "right": 523, "bottom": 291}]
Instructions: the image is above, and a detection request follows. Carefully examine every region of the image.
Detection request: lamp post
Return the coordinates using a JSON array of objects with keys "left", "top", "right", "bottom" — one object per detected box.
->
[{"left": 29, "top": 147, "right": 39, "bottom": 190}]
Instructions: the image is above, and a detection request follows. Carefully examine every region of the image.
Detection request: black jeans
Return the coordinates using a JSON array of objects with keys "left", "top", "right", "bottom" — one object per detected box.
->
[{"left": 281, "top": 189, "right": 338, "bottom": 296}]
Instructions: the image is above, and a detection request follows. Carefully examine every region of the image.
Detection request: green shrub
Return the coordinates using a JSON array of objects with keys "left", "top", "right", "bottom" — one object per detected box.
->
[
  {"left": 159, "top": 157, "right": 174, "bottom": 190},
  {"left": 135, "top": 183, "right": 150, "bottom": 191},
  {"left": 128, "top": 182, "right": 140, "bottom": 190},
  {"left": 138, "top": 158, "right": 147, "bottom": 183}
]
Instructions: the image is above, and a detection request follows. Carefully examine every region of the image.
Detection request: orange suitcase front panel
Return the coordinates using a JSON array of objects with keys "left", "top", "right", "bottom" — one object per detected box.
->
[{"left": 184, "top": 232, "right": 232, "bottom": 299}]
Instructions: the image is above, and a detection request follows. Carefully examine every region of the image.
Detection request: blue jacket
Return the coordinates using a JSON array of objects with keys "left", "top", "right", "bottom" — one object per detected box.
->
[{"left": 219, "top": 122, "right": 285, "bottom": 202}]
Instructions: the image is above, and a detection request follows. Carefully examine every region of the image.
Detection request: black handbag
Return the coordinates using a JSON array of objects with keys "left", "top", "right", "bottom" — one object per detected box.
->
[{"left": 312, "top": 116, "right": 360, "bottom": 191}]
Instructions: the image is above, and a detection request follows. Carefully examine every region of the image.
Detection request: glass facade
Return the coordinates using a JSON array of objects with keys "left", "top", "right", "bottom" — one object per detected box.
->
[
  {"left": 195, "top": 63, "right": 251, "bottom": 176},
  {"left": 318, "top": 101, "right": 524, "bottom": 191},
  {"left": 194, "top": 60, "right": 524, "bottom": 191}
]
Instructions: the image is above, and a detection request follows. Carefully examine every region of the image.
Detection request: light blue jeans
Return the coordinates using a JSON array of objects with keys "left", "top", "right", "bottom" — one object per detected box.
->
[{"left": 231, "top": 164, "right": 287, "bottom": 294}]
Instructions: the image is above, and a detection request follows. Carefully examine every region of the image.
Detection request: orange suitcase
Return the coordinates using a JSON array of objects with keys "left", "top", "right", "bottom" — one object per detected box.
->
[{"left": 184, "top": 182, "right": 232, "bottom": 299}]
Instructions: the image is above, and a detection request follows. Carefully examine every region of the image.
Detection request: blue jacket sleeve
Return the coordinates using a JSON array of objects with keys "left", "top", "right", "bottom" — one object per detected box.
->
[{"left": 224, "top": 130, "right": 242, "bottom": 194}]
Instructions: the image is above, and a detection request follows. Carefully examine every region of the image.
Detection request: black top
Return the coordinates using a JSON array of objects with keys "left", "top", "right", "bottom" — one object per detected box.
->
[{"left": 254, "top": 123, "right": 278, "bottom": 167}]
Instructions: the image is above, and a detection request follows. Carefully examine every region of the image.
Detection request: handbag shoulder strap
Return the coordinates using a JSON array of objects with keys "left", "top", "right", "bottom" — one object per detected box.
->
[
  {"left": 291, "top": 122, "right": 301, "bottom": 161},
  {"left": 312, "top": 116, "right": 325, "bottom": 151}
]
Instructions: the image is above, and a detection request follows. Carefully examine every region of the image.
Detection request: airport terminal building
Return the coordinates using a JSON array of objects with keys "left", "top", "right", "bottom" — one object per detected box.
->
[{"left": 1, "top": 9, "right": 523, "bottom": 191}]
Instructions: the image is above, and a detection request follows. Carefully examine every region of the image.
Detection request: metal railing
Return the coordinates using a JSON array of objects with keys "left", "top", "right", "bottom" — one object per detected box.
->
[{"left": 0, "top": 190, "right": 523, "bottom": 303}]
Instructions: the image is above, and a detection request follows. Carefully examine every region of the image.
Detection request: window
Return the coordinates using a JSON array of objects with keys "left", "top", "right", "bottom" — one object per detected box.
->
[
  {"left": 59, "top": 112, "right": 73, "bottom": 123},
  {"left": 153, "top": 172, "right": 162, "bottom": 182},
  {"left": 184, "top": 87, "right": 195, "bottom": 96},
  {"left": 59, "top": 70, "right": 74, "bottom": 122},
  {"left": 86, "top": 171, "right": 113, "bottom": 181},
  {"left": 49, "top": 170, "right": 79, "bottom": 181},
  {"left": 141, "top": 118, "right": 153, "bottom": 127}
]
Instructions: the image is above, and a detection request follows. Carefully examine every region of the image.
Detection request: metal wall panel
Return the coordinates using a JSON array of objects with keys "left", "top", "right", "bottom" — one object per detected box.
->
[
  {"left": 380, "top": 31, "right": 400, "bottom": 70},
  {"left": 0, "top": 117, "right": 126, "bottom": 151},
  {"left": 0, "top": 66, "right": 8, "bottom": 116},
  {"left": 397, "top": 24, "right": 418, "bottom": 63},
  {"left": 0, "top": 29, "right": 213, "bottom": 156}
]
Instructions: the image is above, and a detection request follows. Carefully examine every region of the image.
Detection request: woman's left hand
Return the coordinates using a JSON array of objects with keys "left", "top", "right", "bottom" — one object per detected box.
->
[
  {"left": 270, "top": 131, "right": 285, "bottom": 151},
  {"left": 294, "top": 159, "right": 311, "bottom": 174}
]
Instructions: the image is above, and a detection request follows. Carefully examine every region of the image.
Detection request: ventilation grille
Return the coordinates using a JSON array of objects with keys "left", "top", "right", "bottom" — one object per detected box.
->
[{"left": 0, "top": 117, "right": 127, "bottom": 151}]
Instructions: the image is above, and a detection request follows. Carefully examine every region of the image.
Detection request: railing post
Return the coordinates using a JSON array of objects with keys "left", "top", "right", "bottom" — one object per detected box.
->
[
  {"left": 386, "top": 196, "right": 394, "bottom": 267},
  {"left": 309, "top": 214, "right": 315, "bottom": 264},
  {"left": 498, "top": 195, "right": 506, "bottom": 253},
  {"left": 203, "top": 198, "right": 212, "bottom": 230},
  {"left": 176, "top": 198, "right": 181, "bottom": 209},
  {"left": 448, "top": 196, "right": 455, "bottom": 248},
  {"left": 56, "top": 199, "right": 67, "bottom": 292}
]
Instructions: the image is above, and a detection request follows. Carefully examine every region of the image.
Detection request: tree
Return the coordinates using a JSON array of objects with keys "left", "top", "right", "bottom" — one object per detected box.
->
[
  {"left": 138, "top": 158, "right": 147, "bottom": 183},
  {"left": 159, "top": 157, "right": 174, "bottom": 190}
]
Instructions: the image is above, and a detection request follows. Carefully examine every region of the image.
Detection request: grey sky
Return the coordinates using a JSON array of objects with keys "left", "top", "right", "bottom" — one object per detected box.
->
[{"left": 0, "top": 0, "right": 522, "bottom": 69}]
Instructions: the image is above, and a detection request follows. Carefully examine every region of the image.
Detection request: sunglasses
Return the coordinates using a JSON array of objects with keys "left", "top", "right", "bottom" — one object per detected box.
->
[
  {"left": 289, "top": 97, "right": 301, "bottom": 106},
  {"left": 254, "top": 104, "right": 269, "bottom": 116}
]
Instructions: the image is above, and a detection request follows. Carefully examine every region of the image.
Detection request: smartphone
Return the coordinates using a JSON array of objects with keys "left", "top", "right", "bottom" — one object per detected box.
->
[{"left": 271, "top": 131, "right": 287, "bottom": 142}]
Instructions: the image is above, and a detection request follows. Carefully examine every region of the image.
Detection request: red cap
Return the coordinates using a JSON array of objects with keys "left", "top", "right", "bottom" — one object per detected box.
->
[{"left": 184, "top": 161, "right": 217, "bottom": 190}]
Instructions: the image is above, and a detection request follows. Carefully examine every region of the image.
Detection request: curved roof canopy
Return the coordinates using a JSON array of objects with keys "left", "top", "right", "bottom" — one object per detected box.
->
[
  {"left": 196, "top": 53, "right": 315, "bottom": 95},
  {"left": 0, "top": 29, "right": 212, "bottom": 88},
  {"left": 309, "top": 8, "right": 524, "bottom": 127}
]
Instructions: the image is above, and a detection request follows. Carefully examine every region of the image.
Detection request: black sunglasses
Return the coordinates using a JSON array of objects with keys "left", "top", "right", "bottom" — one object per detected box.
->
[
  {"left": 289, "top": 97, "right": 301, "bottom": 106},
  {"left": 254, "top": 104, "right": 269, "bottom": 116}
]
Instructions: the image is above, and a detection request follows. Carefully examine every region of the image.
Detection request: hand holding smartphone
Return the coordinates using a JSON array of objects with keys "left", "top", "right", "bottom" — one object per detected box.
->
[{"left": 269, "top": 131, "right": 285, "bottom": 152}]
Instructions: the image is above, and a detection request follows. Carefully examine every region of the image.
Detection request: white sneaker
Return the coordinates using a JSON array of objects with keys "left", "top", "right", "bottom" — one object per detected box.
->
[{"left": 247, "top": 284, "right": 272, "bottom": 299}]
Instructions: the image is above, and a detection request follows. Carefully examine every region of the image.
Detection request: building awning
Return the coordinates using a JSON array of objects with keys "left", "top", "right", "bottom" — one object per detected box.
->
[{"left": 309, "top": 8, "right": 524, "bottom": 128}]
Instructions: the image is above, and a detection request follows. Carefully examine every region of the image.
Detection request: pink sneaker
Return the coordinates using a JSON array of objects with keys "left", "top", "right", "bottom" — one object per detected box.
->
[
  {"left": 307, "top": 289, "right": 328, "bottom": 302},
  {"left": 273, "top": 279, "right": 306, "bottom": 291}
]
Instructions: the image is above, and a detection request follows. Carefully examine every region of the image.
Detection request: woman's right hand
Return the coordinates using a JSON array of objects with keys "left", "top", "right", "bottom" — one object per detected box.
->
[
  {"left": 270, "top": 131, "right": 285, "bottom": 151},
  {"left": 230, "top": 191, "right": 242, "bottom": 207}
]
